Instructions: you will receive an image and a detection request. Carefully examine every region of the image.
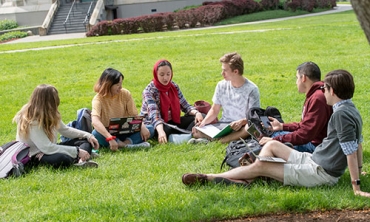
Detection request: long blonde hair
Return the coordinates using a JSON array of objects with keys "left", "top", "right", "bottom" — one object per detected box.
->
[{"left": 13, "top": 84, "right": 61, "bottom": 141}]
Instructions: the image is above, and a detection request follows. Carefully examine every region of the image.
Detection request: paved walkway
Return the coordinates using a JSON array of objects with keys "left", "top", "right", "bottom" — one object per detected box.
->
[{"left": 6, "top": 4, "right": 352, "bottom": 44}]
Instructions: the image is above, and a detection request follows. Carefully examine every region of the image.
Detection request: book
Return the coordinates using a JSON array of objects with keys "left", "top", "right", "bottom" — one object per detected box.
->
[{"left": 195, "top": 124, "right": 233, "bottom": 139}]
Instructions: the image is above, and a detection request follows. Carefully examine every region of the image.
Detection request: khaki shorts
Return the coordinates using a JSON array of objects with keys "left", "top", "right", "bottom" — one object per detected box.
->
[{"left": 284, "top": 150, "right": 339, "bottom": 187}]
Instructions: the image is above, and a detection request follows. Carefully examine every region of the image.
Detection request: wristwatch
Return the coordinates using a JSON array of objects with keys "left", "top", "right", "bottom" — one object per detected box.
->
[{"left": 351, "top": 179, "right": 360, "bottom": 185}]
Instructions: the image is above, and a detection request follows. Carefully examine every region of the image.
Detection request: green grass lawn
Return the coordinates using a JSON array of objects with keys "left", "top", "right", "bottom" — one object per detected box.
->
[{"left": 0, "top": 9, "right": 369, "bottom": 221}]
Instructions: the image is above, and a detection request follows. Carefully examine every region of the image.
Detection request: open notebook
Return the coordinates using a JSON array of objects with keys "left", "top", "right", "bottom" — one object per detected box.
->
[
  {"left": 195, "top": 123, "right": 232, "bottom": 139},
  {"left": 107, "top": 116, "right": 143, "bottom": 135}
]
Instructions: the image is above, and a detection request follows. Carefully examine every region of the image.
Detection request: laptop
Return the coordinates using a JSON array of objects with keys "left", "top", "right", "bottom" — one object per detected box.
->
[
  {"left": 240, "top": 135, "right": 286, "bottom": 163},
  {"left": 107, "top": 116, "right": 143, "bottom": 135}
]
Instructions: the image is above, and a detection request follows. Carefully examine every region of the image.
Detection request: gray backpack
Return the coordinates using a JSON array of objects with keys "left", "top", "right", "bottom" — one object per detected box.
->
[
  {"left": 61, "top": 108, "right": 92, "bottom": 142},
  {"left": 0, "top": 141, "right": 30, "bottom": 178}
]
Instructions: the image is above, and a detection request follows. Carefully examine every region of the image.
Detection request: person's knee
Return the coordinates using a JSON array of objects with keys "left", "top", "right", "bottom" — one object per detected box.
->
[
  {"left": 264, "top": 140, "right": 281, "bottom": 148},
  {"left": 261, "top": 140, "right": 281, "bottom": 154}
]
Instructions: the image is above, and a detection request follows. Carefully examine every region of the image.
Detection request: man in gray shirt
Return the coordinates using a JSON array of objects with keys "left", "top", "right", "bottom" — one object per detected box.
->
[
  {"left": 183, "top": 69, "right": 370, "bottom": 198},
  {"left": 190, "top": 52, "right": 260, "bottom": 144}
]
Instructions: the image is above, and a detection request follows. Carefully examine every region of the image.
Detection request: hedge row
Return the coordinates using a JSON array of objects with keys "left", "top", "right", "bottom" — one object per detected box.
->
[
  {"left": 86, "top": 0, "right": 336, "bottom": 37},
  {"left": 285, "top": 0, "right": 337, "bottom": 12},
  {"left": 0, "top": 31, "right": 28, "bottom": 43},
  {"left": 0, "top": 19, "right": 18, "bottom": 31}
]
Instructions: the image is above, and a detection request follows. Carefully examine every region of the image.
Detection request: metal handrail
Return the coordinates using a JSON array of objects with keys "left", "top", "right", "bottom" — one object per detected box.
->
[
  {"left": 83, "top": 1, "right": 95, "bottom": 31},
  {"left": 63, "top": 0, "right": 77, "bottom": 32}
]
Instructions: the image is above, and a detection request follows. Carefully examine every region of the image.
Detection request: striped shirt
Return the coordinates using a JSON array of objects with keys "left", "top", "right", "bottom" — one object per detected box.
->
[{"left": 140, "top": 81, "right": 195, "bottom": 128}]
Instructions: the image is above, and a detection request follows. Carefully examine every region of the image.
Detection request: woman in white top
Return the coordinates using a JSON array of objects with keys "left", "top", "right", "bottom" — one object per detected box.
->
[{"left": 13, "top": 84, "right": 99, "bottom": 168}]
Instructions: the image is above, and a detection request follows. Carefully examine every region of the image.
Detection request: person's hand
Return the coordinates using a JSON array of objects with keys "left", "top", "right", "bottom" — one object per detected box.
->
[
  {"left": 158, "top": 131, "right": 167, "bottom": 144},
  {"left": 269, "top": 117, "right": 283, "bottom": 131},
  {"left": 109, "top": 139, "right": 119, "bottom": 151},
  {"left": 259, "top": 136, "right": 272, "bottom": 145},
  {"left": 78, "top": 149, "right": 90, "bottom": 161},
  {"left": 196, "top": 119, "right": 206, "bottom": 128},
  {"left": 354, "top": 190, "right": 370, "bottom": 198},
  {"left": 195, "top": 112, "right": 204, "bottom": 124},
  {"left": 88, "top": 135, "right": 100, "bottom": 150},
  {"left": 230, "top": 120, "right": 243, "bottom": 131},
  {"left": 141, "top": 126, "right": 151, "bottom": 141}
]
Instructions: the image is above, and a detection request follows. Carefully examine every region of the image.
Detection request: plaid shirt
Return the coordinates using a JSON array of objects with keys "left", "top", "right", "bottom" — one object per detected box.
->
[{"left": 140, "top": 81, "right": 195, "bottom": 128}]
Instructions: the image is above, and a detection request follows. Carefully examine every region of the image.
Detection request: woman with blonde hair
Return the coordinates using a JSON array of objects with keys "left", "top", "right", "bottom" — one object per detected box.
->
[
  {"left": 13, "top": 84, "right": 99, "bottom": 168},
  {"left": 91, "top": 68, "right": 154, "bottom": 151}
]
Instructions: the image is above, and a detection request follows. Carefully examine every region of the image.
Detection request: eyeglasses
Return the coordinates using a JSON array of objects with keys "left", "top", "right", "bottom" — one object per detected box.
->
[{"left": 320, "top": 85, "right": 330, "bottom": 93}]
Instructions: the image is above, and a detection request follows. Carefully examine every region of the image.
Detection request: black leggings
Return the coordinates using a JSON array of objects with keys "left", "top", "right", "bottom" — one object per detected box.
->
[{"left": 30, "top": 138, "right": 92, "bottom": 168}]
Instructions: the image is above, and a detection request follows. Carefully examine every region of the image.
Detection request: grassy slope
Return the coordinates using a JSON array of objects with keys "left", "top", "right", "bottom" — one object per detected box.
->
[{"left": 0, "top": 9, "right": 369, "bottom": 221}]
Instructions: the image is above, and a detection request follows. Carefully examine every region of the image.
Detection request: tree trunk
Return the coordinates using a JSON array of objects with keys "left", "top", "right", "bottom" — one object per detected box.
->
[{"left": 351, "top": 0, "right": 370, "bottom": 44}]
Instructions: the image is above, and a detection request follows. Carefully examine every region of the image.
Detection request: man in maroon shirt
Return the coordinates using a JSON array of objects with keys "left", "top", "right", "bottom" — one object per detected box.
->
[{"left": 259, "top": 62, "right": 333, "bottom": 153}]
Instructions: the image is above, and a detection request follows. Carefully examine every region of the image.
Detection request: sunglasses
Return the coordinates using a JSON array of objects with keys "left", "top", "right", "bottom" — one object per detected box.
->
[{"left": 320, "top": 85, "right": 330, "bottom": 93}]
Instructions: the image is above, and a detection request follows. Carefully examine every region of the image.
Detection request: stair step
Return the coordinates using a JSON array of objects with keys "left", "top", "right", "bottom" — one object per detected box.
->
[{"left": 47, "top": 2, "right": 95, "bottom": 35}]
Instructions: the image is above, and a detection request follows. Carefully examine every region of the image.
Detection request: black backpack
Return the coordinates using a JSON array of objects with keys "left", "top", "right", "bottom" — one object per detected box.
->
[
  {"left": 247, "top": 106, "right": 284, "bottom": 137},
  {"left": 220, "top": 138, "right": 262, "bottom": 170}
]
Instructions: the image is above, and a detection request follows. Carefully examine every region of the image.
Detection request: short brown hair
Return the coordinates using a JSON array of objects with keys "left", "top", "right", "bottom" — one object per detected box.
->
[
  {"left": 296, "top": 61, "right": 321, "bottom": 81},
  {"left": 324, "top": 69, "right": 355, "bottom": 100},
  {"left": 219, "top": 52, "right": 244, "bottom": 75}
]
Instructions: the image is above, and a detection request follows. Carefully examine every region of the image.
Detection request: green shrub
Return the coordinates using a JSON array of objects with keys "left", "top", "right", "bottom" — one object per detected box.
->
[
  {"left": 0, "top": 31, "right": 27, "bottom": 42},
  {"left": 0, "top": 19, "right": 18, "bottom": 31}
]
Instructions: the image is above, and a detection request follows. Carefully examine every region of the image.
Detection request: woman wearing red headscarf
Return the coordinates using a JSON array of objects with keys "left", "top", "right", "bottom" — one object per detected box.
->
[{"left": 140, "top": 60, "right": 203, "bottom": 144}]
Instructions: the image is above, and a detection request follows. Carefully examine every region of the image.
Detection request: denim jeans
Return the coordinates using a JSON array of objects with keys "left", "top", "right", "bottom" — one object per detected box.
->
[
  {"left": 93, "top": 124, "right": 155, "bottom": 147},
  {"left": 271, "top": 131, "right": 316, "bottom": 153}
]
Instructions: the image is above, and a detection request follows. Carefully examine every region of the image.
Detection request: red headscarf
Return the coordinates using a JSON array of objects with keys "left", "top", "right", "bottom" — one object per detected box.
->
[{"left": 152, "top": 59, "right": 181, "bottom": 124}]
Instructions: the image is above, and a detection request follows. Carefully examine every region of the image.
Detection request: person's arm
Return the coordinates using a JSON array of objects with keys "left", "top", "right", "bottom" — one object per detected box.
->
[
  {"left": 140, "top": 123, "right": 150, "bottom": 141},
  {"left": 92, "top": 115, "right": 119, "bottom": 151},
  {"left": 274, "top": 92, "right": 331, "bottom": 145},
  {"left": 58, "top": 121, "right": 90, "bottom": 139},
  {"left": 58, "top": 121, "right": 99, "bottom": 150},
  {"left": 143, "top": 84, "right": 164, "bottom": 130},
  {"left": 156, "top": 124, "right": 167, "bottom": 144},
  {"left": 198, "top": 104, "right": 221, "bottom": 127},
  {"left": 28, "top": 123, "right": 78, "bottom": 158},
  {"left": 123, "top": 89, "right": 138, "bottom": 116},
  {"left": 357, "top": 144, "right": 365, "bottom": 175},
  {"left": 347, "top": 150, "right": 370, "bottom": 197},
  {"left": 248, "top": 87, "right": 261, "bottom": 110}
]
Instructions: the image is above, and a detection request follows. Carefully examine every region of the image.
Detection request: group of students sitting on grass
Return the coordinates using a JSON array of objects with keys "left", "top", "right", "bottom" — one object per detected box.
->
[{"left": 13, "top": 52, "right": 369, "bottom": 197}]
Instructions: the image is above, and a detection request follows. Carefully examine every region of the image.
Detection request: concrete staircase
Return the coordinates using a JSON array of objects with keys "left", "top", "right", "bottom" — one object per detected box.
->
[{"left": 48, "top": 2, "right": 95, "bottom": 35}]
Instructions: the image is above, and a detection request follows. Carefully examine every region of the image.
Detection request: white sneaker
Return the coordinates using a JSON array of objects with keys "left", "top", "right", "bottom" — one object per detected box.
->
[
  {"left": 187, "top": 138, "right": 209, "bottom": 144},
  {"left": 126, "top": 142, "right": 151, "bottom": 148},
  {"left": 74, "top": 160, "right": 99, "bottom": 168},
  {"left": 90, "top": 151, "right": 100, "bottom": 159}
]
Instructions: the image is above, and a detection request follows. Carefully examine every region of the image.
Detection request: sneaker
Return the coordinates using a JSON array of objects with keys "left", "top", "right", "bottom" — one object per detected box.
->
[
  {"left": 187, "top": 138, "right": 209, "bottom": 144},
  {"left": 213, "top": 177, "right": 250, "bottom": 187},
  {"left": 74, "top": 160, "right": 99, "bottom": 168},
  {"left": 182, "top": 173, "right": 208, "bottom": 186},
  {"left": 126, "top": 142, "right": 151, "bottom": 148},
  {"left": 90, "top": 150, "right": 100, "bottom": 159}
]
